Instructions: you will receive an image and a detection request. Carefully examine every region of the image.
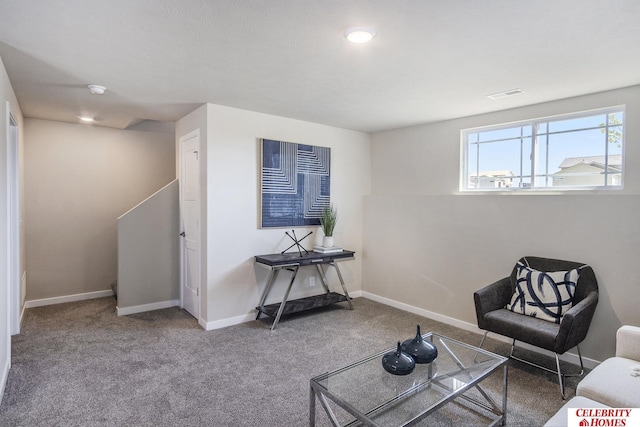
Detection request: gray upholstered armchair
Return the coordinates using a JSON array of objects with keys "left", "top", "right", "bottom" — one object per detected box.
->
[{"left": 473, "top": 256, "right": 599, "bottom": 399}]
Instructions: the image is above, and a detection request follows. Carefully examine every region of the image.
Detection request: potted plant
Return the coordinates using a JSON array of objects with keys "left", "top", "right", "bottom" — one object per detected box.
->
[{"left": 321, "top": 204, "right": 338, "bottom": 248}]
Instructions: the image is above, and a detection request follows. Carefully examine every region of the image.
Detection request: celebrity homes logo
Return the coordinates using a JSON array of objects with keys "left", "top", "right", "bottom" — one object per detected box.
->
[{"left": 568, "top": 408, "right": 639, "bottom": 426}]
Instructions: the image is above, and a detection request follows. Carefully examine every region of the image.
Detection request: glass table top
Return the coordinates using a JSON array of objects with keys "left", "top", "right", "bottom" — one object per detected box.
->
[{"left": 311, "top": 332, "right": 508, "bottom": 426}]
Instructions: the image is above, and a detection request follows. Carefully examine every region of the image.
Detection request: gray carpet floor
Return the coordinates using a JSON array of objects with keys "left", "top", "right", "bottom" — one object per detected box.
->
[{"left": 0, "top": 297, "right": 580, "bottom": 426}]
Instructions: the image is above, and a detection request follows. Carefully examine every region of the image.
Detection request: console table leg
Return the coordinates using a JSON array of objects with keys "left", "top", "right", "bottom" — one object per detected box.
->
[
  {"left": 315, "top": 264, "right": 331, "bottom": 294},
  {"left": 332, "top": 262, "right": 353, "bottom": 310},
  {"left": 256, "top": 269, "right": 280, "bottom": 319},
  {"left": 271, "top": 266, "right": 298, "bottom": 330}
]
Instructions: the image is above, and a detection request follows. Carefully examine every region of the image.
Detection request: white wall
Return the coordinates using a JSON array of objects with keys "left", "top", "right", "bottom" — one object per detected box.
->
[
  {"left": 24, "top": 119, "right": 176, "bottom": 302},
  {"left": 177, "top": 104, "right": 371, "bottom": 328},
  {"left": 117, "top": 180, "right": 180, "bottom": 314},
  {"left": 0, "top": 55, "right": 24, "bottom": 403},
  {"left": 366, "top": 85, "right": 640, "bottom": 363}
]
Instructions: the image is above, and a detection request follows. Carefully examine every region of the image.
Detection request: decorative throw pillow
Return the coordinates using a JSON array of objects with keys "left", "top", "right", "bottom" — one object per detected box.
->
[{"left": 507, "top": 262, "right": 580, "bottom": 324}]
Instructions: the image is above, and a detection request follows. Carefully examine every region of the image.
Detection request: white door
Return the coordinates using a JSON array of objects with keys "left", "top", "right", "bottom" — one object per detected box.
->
[{"left": 180, "top": 130, "right": 200, "bottom": 320}]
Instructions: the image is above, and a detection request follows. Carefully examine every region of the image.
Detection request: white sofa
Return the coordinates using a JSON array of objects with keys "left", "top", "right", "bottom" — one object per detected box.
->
[{"left": 544, "top": 325, "right": 640, "bottom": 426}]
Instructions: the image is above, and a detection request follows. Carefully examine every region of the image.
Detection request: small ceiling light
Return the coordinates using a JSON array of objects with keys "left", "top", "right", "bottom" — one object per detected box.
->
[
  {"left": 79, "top": 116, "right": 94, "bottom": 122},
  {"left": 344, "top": 27, "right": 376, "bottom": 44},
  {"left": 487, "top": 88, "right": 524, "bottom": 100},
  {"left": 87, "top": 84, "right": 106, "bottom": 95}
]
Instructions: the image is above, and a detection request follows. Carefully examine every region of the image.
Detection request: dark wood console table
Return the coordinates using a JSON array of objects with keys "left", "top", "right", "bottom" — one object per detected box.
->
[{"left": 255, "top": 250, "right": 355, "bottom": 330}]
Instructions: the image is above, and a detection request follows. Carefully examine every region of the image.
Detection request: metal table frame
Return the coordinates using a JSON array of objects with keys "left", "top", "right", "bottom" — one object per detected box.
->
[
  {"left": 255, "top": 250, "right": 355, "bottom": 330},
  {"left": 309, "top": 333, "right": 508, "bottom": 427}
]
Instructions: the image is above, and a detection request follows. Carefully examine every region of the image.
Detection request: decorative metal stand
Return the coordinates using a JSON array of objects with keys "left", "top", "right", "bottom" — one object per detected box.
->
[{"left": 281, "top": 229, "right": 313, "bottom": 256}]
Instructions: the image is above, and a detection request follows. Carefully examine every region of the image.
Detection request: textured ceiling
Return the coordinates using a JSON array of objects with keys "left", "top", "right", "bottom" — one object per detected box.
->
[{"left": 1, "top": 0, "right": 639, "bottom": 132}]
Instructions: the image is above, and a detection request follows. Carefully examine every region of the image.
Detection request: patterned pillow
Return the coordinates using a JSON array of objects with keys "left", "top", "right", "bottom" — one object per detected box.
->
[{"left": 507, "top": 262, "right": 580, "bottom": 324}]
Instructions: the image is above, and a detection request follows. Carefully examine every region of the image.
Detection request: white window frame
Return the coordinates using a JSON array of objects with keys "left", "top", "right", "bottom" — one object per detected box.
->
[{"left": 460, "top": 106, "right": 625, "bottom": 192}]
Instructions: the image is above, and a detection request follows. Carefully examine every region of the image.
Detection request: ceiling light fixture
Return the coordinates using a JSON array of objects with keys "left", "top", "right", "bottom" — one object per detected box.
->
[
  {"left": 78, "top": 116, "right": 94, "bottom": 122},
  {"left": 344, "top": 27, "right": 376, "bottom": 44},
  {"left": 87, "top": 84, "right": 106, "bottom": 95},
  {"left": 487, "top": 88, "right": 524, "bottom": 100}
]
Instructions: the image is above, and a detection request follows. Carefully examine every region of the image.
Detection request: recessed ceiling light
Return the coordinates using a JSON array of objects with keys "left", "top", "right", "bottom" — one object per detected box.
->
[
  {"left": 78, "top": 116, "right": 94, "bottom": 122},
  {"left": 487, "top": 88, "right": 524, "bottom": 100},
  {"left": 344, "top": 27, "right": 376, "bottom": 44}
]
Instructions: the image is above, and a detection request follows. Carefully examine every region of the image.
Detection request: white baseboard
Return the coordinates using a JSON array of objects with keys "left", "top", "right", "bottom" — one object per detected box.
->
[
  {"left": 198, "top": 317, "right": 208, "bottom": 330},
  {"left": 361, "top": 291, "right": 601, "bottom": 369},
  {"left": 25, "top": 290, "right": 114, "bottom": 308},
  {"left": 117, "top": 299, "right": 180, "bottom": 316},
  {"left": 362, "top": 291, "right": 478, "bottom": 332},
  {"left": 202, "top": 313, "right": 256, "bottom": 331}
]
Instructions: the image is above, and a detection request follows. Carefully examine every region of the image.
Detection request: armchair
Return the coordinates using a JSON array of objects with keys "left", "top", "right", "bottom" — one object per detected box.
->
[{"left": 473, "top": 256, "right": 599, "bottom": 398}]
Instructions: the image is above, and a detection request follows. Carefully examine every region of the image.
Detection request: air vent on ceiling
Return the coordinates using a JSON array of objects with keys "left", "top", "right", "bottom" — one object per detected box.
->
[{"left": 487, "top": 88, "right": 524, "bottom": 100}]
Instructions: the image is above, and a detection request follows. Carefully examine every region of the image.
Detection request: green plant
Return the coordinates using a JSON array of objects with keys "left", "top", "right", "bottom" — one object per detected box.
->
[
  {"left": 599, "top": 113, "right": 623, "bottom": 148},
  {"left": 321, "top": 204, "right": 338, "bottom": 237}
]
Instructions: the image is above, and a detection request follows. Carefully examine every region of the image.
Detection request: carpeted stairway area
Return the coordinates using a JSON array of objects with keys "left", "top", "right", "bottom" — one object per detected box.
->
[{"left": 0, "top": 297, "right": 581, "bottom": 426}]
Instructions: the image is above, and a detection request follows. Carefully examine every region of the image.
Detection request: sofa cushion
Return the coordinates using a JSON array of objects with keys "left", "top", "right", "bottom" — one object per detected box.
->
[
  {"left": 543, "top": 396, "right": 609, "bottom": 427},
  {"left": 577, "top": 356, "right": 640, "bottom": 407},
  {"left": 507, "top": 262, "right": 579, "bottom": 324}
]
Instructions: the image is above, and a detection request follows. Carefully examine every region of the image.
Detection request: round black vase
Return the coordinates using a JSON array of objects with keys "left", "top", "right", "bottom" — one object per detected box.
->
[
  {"left": 401, "top": 325, "right": 438, "bottom": 364},
  {"left": 382, "top": 342, "right": 415, "bottom": 375}
]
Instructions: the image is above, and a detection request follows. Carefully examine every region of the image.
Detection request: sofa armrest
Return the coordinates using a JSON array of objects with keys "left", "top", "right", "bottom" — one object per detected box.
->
[
  {"left": 616, "top": 325, "right": 640, "bottom": 361},
  {"left": 555, "top": 291, "right": 598, "bottom": 353},
  {"left": 473, "top": 277, "right": 512, "bottom": 329}
]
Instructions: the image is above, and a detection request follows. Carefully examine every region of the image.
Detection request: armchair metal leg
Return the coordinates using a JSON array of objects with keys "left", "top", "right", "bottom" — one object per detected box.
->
[
  {"left": 509, "top": 339, "right": 584, "bottom": 400},
  {"left": 554, "top": 353, "right": 566, "bottom": 399},
  {"left": 478, "top": 333, "right": 585, "bottom": 399}
]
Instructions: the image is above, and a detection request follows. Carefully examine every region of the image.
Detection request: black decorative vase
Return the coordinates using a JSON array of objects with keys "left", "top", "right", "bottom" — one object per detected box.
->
[
  {"left": 401, "top": 325, "right": 438, "bottom": 364},
  {"left": 382, "top": 342, "right": 415, "bottom": 375}
]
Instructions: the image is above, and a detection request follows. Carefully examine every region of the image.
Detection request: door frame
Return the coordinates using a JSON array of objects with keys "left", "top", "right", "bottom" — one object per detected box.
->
[
  {"left": 178, "top": 129, "right": 201, "bottom": 320},
  {"left": 6, "top": 105, "right": 21, "bottom": 335}
]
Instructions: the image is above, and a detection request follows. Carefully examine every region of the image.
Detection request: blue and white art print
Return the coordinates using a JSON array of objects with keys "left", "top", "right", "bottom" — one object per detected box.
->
[{"left": 260, "top": 139, "right": 331, "bottom": 228}]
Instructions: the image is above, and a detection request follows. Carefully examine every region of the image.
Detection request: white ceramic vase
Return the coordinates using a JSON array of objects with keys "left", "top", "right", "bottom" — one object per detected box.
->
[{"left": 322, "top": 236, "right": 334, "bottom": 248}]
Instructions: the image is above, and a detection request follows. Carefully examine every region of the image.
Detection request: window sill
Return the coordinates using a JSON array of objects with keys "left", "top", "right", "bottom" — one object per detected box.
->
[{"left": 457, "top": 186, "right": 624, "bottom": 195}]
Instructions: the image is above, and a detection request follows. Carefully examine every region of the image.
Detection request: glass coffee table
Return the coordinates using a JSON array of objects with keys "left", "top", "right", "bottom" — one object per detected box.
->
[{"left": 309, "top": 332, "right": 508, "bottom": 426}]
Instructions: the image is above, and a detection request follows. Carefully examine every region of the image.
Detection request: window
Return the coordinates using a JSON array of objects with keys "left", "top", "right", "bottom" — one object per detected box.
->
[{"left": 461, "top": 107, "right": 624, "bottom": 191}]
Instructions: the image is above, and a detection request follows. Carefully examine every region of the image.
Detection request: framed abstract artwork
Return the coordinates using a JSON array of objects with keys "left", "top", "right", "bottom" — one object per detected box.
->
[{"left": 260, "top": 138, "right": 331, "bottom": 228}]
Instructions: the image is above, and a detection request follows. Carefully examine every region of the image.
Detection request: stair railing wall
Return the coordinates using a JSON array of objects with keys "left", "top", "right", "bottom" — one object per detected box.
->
[{"left": 116, "top": 179, "right": 180, "bottom": 315}]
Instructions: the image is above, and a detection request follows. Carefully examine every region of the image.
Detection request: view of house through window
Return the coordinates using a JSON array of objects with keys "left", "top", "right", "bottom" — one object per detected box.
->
[{"left": 461, "top": 107, "right": 624, "bottom": 191}]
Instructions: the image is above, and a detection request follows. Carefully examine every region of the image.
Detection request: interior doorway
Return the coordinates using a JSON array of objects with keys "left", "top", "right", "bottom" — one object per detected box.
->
[
  {"left": 7, "top": 107, "right": 22, "bottom": 335},
  {"left": 179, "top": 129, "right": 201, "bottom": 320}
]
